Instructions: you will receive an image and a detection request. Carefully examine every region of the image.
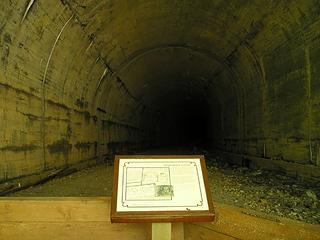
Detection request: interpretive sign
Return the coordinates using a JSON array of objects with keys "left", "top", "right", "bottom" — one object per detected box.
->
[{"left": 111, "top": 155, "right": 214, "bottom": 223}]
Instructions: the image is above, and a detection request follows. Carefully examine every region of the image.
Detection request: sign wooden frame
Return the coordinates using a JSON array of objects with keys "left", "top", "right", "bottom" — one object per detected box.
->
[{"left": 111, "top": 155, "right": 214, "bottom": 223}]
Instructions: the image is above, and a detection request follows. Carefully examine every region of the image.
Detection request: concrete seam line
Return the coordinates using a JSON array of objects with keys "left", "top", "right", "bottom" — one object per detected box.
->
[
  {"left": 85, "top": 40, "right": 94, "bottom": 53},
  {"left": 96, "top": 67, "right": 109, "bottom": 93},
  {"left": 42, "top": 14, "right": 75, "bottom": 86},
  {"left": 21, "top": 0, "right": 35, "bottom": 24},
  {"left": 305, "top": 46, "right": 313, "bottom": 164},
  {"left": 40, "top": 14, "right": 74, "bottom": 170}
]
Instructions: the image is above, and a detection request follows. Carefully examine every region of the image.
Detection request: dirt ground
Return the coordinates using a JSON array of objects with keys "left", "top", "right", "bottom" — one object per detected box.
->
[{"left": 8, "top": 150, "right": 320, "bottom": 224}]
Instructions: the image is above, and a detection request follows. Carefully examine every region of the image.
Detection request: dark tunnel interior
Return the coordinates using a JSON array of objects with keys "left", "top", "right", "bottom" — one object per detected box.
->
[
  {"left": 0, "top": 0, "right": 320, "bottom": 202},
  {"left": 152, "top": 92, "right": 212, "bottom": 148}
]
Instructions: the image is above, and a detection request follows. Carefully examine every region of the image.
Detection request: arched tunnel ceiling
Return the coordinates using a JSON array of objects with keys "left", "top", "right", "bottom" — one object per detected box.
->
[
  {"left": 65, "top": 0, "right": 319, "bottom": 115},
  {"left": 110, "top": 46, "right": 222, "bottom": 107},
  {"left": 2, "top": 0, "right": 319, "bottom": 118}
]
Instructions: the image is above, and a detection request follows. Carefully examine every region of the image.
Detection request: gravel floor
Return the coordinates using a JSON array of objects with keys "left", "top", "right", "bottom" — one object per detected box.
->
[
  {"left": 206, "top": 156, "right": 320, "bottom": 224},
  {"left": 8, "top": 153, "right": 320, "bottom": 224}
]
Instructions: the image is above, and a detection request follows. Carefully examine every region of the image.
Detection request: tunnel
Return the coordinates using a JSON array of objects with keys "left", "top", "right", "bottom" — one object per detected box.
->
[{"left": 1, "top": 0, "right": 320, "bottom": 226}]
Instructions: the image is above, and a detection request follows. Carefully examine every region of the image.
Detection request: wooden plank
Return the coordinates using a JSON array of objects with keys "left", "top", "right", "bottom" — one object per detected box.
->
[
  {"left": 0, "top": 197, "right": 319, "bottom": 240},
  {"left": 0, "top": 222, "right": 148, "bottom": 240},
  {"left": 0, "top": 197, "right": 109, "bottom": 222},
  {"left": 184, "top": 223, "right": 236, "bottom": 240},
  {"left": 185, "top": 203, "right": 320, "bottom": 240}
]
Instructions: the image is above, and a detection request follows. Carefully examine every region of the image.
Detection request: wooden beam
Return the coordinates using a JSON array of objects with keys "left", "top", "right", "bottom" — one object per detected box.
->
[
  {"left": 0, "top": 197, "right": 319, "bottom": 240},
  {"left": 185, "top": 203, "right": 320, "bottom": 240}
]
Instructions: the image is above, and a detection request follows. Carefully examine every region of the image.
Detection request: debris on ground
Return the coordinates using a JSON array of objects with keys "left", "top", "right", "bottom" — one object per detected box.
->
[
  {"left": 7, "top": 154, "right": 320, "bottom": 224},
  {"left": 206, "top": 156, "right": 320, "bottom": 224}
]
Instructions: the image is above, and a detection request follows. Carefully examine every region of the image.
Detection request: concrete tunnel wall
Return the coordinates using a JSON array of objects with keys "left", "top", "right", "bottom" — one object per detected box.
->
[{"left": 0, "top": 0, "right": 320, "bottom": 182}]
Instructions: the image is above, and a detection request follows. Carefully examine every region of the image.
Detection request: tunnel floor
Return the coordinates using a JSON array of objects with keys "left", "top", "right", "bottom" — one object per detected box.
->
[{"left": 7, "top": 150, "right": 320, "bottom": 225}]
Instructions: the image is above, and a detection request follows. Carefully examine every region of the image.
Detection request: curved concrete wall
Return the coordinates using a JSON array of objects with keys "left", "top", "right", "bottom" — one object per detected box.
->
[{"left": 0, "top": 0, "right": 320, "bottom": 181}]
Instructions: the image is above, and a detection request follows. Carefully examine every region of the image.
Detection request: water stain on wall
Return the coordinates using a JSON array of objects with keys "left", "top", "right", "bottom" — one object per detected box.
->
[{"left": 47, "top": 139, "right": 72, "bottom": 154}]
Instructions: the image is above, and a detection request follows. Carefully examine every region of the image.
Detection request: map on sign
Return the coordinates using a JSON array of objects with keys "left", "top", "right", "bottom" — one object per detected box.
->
[
  {"left": 126, "top": 167, "right": 173, "bottom": 201},
  {"left": 116, "top": 158, "right": 209, "bottom": 212}
]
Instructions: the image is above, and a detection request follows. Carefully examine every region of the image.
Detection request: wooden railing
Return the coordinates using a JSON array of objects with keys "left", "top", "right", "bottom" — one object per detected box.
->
[{"left": 0, "top": 197, "right": 319, "bottom": 240}]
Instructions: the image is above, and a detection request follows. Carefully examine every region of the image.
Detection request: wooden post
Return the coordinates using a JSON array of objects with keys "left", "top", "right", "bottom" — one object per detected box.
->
[
  {"left": 151, "top": 223, "right": 184, "bottom": 240},
  {"left": 152, "top": 223, "right": 171, "bottom": 240}
]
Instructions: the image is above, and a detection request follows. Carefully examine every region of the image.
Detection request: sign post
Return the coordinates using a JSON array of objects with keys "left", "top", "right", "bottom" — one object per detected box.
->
[
  {"left": 152, "top": 223, "right": 171, "bottom": 240},
  {"left": 111, "top": 155, "right": 214, "bottom": 239}
]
